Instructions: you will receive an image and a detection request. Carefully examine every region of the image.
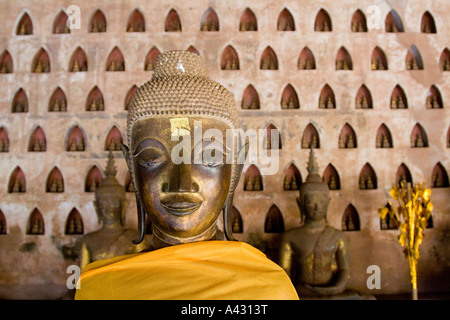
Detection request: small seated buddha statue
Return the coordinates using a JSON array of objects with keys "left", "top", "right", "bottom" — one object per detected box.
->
[
  {"left": 78, "top": 151, "right": 148, "bottom": 271},
  {"left": 279, "top": 148, "right": 373, "bottom": 299},
  {"left": 75, "top": 50, "right": 298, "bottom": 300}
]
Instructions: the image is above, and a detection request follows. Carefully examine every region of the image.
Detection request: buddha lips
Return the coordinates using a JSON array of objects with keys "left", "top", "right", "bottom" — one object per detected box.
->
[{"left": 160, "top": 193, "right": 203, "bottom": 216}]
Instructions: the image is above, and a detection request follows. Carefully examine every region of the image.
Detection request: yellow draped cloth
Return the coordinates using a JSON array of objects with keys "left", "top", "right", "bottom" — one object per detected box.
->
[{"left": 75, "top": 240, "right": 299, "bottom": 300}]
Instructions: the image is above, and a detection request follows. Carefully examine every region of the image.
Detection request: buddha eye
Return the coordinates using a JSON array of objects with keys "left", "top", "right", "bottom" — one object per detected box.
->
[
  {"left": 194, "top": 140, "right": 230, "bottom": 168},
  {"left": 203, "top": 148, "right": 224, "bottom": 167},
  {"left": 135, "top": 148, "right": 166, "bottom": 168}
]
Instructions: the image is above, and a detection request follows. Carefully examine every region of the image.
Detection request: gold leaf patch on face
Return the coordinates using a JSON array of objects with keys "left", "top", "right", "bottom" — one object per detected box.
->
[{"left": 170, "top": 117, "right": 190, "bottom": 137}]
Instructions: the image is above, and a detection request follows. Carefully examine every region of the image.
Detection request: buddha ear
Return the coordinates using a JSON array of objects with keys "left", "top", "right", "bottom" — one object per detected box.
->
[
  {"left": 326, "top": 195, "right": 331, "bottom": 206},
  {"left": 223, "top": 193, "right": 236, "bottom": 241},
  {"left": 231, "top": 134, "right": 249, "bottom": 192},
  {"left": 297, "top": 198, "right": 305, "bottom": 225},
  {"left": 93, "top": 200, "right": 101, "bottom": 225},
  {"left": 224, "top": 134, "right": 249, "bottom": 241},
  {"left": 121, "top": 198, "right": 128, "bottom": 226},
  {"left": 324, "top": 196, "right": 331, "bottom": 221},
  {"left": 120, "top": 142, "right": 132, "bottom": 170},
  {"left": 120, "top": 142, "right": 145, "bottom": 244}
]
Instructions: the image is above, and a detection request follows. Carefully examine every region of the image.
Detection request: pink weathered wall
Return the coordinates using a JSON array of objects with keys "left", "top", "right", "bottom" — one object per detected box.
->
[{"left": 0, "top": 0, "right": 448, "bottom": 299}]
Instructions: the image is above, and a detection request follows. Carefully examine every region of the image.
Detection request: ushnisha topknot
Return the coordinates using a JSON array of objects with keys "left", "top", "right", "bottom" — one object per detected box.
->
[{"left": 126, "top": 50, "right": 239, "bottom": 147}]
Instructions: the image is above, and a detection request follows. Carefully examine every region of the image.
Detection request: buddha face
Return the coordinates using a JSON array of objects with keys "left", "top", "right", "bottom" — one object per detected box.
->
[
  {"left": 301, "top": 191, "right": 330, "bottom": 221},
  {"left": 95, "top": 191, "right": 124, "bottom": 226},
  {"left": 128, "top": 116, "right": 233, "bottom": 240}
]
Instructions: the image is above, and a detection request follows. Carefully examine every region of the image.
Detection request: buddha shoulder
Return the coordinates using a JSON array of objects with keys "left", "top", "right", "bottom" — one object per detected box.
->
[{"left": 324, "top": 225, "right": 346, "bottom": 240}]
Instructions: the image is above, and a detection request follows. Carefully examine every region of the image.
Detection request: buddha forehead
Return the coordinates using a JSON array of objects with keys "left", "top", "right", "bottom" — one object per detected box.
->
[
  {"left": 95, "top": 189, "right": 124, "bottom": 200},
  {"left": 302, "top": 190, "right": 329, "bottom": 201},
  {"left": 130, "top": 115, "right": 233, "bottom": 149}
]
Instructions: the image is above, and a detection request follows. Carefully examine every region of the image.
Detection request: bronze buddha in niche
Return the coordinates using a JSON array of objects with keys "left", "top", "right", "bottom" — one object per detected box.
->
[
  {"left": 279, "top": 148, "right": 375, "bottom": 299},
  {"left": 78, "top": 151, "right": 147, "bottom": 270},
  {"left": 279, "top": 148, "right": 352, "bottom": 298}
]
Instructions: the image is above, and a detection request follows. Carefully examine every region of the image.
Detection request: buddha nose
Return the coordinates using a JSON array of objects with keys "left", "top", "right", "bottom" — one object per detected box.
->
[{"left": 164, "top": 163, "right": 199, "bottom": 193}]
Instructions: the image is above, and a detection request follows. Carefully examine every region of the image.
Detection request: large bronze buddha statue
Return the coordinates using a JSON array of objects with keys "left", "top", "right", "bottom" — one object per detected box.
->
[
  {"left": 75, "top": 50, "right": 298, "bottom": 300},
  {"left": 279, "top": 148, "right": 353, "bottom": 299},
  {"left": 78, "top": 151, "right": 147, "bottom": 270}
]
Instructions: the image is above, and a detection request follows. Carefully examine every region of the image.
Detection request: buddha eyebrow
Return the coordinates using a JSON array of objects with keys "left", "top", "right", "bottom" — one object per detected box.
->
[
  {"left": 133, "top": 139, "right": 167, "bottom": 156},
  {"left": 194, "top": 138, "right": 231, "bottom": 153}
]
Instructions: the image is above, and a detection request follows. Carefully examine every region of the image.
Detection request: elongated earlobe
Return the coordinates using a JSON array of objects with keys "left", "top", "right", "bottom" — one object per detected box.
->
[
  {"left": 132, "top": 196, "right": 146, "bottom": 244},
  {"left": 223, "top": 193, "right": 236, "bottom": 241}
]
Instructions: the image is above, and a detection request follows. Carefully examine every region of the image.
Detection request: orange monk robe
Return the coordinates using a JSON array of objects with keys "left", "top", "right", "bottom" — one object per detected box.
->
[{"left": 75, "top": 240, "right": 299, "bottom": 300}]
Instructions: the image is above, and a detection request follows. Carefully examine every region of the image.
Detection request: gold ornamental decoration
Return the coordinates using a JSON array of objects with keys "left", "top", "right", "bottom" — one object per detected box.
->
[{"left": 378, "top": 181, "right": 433, "bottom": 300}]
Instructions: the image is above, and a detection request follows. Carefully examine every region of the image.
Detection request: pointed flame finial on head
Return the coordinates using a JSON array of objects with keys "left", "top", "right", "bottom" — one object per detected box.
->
[
  {"left": 307, "top": 146, "right": 319, "bottom": 175},
  {"left": 97, "top": 150, "right": 123, "bottom": 191},
  {"left": 300, "top": 146, "right": 329, "bottom": 199},
  {"left": 105, "top": 150, "right": 117, "bottom": 177}
]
